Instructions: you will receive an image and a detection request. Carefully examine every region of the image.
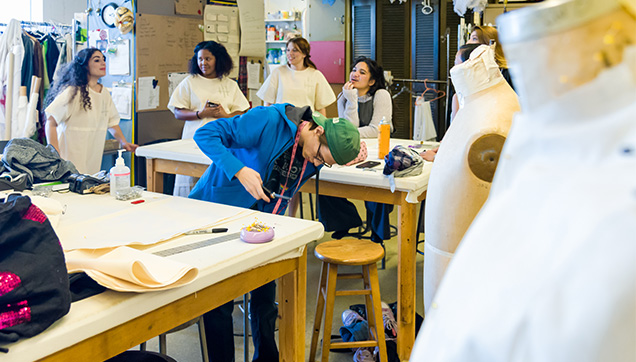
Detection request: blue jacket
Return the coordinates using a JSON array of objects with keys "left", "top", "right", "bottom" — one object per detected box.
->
[{"left": 190, "top": 103, "right": 319, "bottom": 213}]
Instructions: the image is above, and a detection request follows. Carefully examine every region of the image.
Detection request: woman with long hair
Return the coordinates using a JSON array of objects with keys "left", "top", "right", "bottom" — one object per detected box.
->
[
  {"left": 257, "top": 36, "right": 335, "bottom": 115},
  {"left": 319, "top": 57, "right": 396, "bottom": 245},
  {"left": 44, "top": 48, "right": 137, "bottom": 174},
  {"left": 468, "top": 25, "right": 514, "bottom": 88},
  {"left": 168, "top": 40, "right": 250, "bottom": 197}
]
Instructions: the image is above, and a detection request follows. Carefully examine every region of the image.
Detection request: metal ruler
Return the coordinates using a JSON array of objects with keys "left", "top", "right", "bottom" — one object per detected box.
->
[{"left": 153, "top": 232, "right": 240, "bottom": 257}]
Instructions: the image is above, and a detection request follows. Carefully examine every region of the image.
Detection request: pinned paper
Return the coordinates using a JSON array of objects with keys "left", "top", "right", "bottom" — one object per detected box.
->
[
  {"left": 138, "top": 77, "right": 160, "bottom": 110},
  {"left": 168, "top": 72, "right": 189, "bottom": 98},
  {"left": 217, "top": 24, "right": 229, "bottom": 33},
  {"left": 111, "top": 83, "right": 133, "bottom": 119},
  {"left": 108, "top": 39, "right": 131, "bottom": 75},
  {"left": 247, "top": 62, "right": 261, "bottom": 89}
]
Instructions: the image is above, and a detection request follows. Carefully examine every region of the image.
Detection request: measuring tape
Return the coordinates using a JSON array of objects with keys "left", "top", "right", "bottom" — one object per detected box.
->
[{"left": 153, "top": 232, "right": 241, "bottom": 257}]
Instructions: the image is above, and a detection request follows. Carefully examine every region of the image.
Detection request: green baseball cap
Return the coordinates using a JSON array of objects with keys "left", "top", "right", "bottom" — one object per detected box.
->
[{"left": 311, "top": 112, "right": 360, "bottom": 165}]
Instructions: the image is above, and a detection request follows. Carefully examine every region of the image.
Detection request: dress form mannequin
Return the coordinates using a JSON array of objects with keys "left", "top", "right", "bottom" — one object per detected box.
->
[
  {"left": 411, "top": 0, "right": 636, "bottom": 361},
  {"left": 423, "top": 45, "right": 520, "bottom": 310}
]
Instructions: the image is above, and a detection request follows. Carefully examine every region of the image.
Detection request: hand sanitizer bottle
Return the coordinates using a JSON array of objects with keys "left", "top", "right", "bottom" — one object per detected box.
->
[{"left": 110, "top": 150, "right": 131, "bottom": 196}]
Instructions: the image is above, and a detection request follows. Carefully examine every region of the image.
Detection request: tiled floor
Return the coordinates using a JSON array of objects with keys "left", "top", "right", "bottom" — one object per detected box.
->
[{"left": 141, "top": 198, "right": 426, "bottom": 362}]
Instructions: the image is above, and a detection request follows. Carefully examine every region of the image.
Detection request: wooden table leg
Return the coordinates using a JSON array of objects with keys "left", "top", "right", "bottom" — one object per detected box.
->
[
  {"left": 397, "top": 197, "right": 417, "bottom": 360},
  {"left": 278, "top": 247, "right": 307, "bottom": 362},
  {"left": 145, "top": 158, "right": 162, "bottom": 193}
]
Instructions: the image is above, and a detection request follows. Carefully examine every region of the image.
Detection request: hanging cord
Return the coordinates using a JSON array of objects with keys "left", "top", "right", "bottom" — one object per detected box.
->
[{"left": 314, "top": 168, "right": 320, "bottom": 219}]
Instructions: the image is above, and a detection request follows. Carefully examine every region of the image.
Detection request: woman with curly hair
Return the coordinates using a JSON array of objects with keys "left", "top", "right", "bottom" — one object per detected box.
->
[
  {"left": 168, "top": 40, "right": 250, "bottom": 197},
  {"left": 44, "top": 48, "right": 137, "bottom": 174}
]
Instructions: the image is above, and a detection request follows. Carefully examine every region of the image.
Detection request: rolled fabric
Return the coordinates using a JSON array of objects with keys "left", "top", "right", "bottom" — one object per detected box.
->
[{"left": 66, "top": 246, "right": 198, "bottom": 292}]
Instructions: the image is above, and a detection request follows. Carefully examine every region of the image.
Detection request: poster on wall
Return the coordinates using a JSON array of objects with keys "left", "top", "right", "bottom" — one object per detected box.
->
[
  {"left": 175, "top": 0, "right": 203, "bottom": 15},
  {"left": 204, "top": 5, "right": 240, "bottom": 78},
  {"left": 236, "top": 0, "right": 265, "bottom": 57}
]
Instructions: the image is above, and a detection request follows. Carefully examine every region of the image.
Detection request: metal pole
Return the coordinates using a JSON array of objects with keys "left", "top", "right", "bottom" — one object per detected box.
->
[{"left": 444, "top": 27, "right": 451, "bottom": 132}]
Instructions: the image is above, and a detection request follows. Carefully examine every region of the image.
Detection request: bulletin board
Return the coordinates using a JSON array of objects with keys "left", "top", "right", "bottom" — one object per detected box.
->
[{"left": 135, "top": 13, "right": 203, "bottom": 112}]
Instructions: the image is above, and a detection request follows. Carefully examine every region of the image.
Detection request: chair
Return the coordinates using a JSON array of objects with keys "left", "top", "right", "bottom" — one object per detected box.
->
[
  {"left": 309, "top": 239, "right": 388, "bottom": 362},
  {"left": 139, "top": 316, "right": 209, "bottom": 362}
]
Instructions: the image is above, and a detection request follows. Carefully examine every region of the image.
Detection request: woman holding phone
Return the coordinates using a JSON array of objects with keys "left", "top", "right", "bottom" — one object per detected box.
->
[{"left": 168, "top": 40, "right": 250, "bottom": 197}]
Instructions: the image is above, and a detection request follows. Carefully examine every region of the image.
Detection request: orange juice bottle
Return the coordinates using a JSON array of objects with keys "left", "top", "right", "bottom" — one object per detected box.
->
[{"left": 378, "top": 117, "right": 390, "bottom": 159}]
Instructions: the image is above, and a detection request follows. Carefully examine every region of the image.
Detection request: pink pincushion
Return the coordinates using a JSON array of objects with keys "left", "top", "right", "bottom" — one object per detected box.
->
[{"left": 240, "top": 222, "right": 275, "bottom": 243}]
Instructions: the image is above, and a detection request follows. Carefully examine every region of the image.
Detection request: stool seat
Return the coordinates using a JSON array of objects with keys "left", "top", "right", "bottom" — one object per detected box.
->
[{"left": 314, "top": 239, "right": 385, "bottom": 265}]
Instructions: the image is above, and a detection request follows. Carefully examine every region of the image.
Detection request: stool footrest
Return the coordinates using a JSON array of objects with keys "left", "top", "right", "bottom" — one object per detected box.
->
[
  {"left": 337, "top": 273, "right": 363, "bottom": 279},
  {"left": 330, "top": 341, "right": 379, "bottom": 349},
  {"left": 335, "top": 289, "right": 371, "bottom": 296}
]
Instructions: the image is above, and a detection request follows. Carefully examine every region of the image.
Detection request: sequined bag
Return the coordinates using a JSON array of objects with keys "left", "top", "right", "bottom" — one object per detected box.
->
[{"left": 0, "top": 194, "right": 71, "bottom": 344}]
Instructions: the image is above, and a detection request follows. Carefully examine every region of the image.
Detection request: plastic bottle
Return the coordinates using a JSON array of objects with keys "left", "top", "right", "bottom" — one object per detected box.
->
[
  {"left": 378, "top": 117, "right": 391, "bottom": 159},
  {"left": 110, "top": 149, "right": 131, "bottom": 196}
]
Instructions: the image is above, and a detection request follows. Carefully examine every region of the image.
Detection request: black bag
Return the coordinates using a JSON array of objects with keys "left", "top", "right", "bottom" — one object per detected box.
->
[{"left": 0, "top": 194, "right": 71, "bottom": 344}]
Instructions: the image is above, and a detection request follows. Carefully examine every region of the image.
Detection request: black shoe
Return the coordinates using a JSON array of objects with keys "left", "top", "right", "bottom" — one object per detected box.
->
[{"left": 331, "top": 229, "right": 349, "bottom": 239}]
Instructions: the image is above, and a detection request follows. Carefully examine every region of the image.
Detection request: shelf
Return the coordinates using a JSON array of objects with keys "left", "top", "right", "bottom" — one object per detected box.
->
[
  {"left": 265, "top": 19, "right": 299, "bottom": 22},
  {"left": 266, "top": 40, "right": 287, "bottom": 44}
]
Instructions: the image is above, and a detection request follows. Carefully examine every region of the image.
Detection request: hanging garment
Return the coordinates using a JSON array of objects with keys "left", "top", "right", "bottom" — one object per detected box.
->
[
  {"left": 413, "top": 96, "right": 437, "bottom": 141},
  {"left": 52, "top": 34, "right": 72, "bottom": 82},
  {"left": 12, "top": 87, "right": 27, "bottom": 137},
  {"left": 0, "top": 19, "right": 25, "bottom": 138}
]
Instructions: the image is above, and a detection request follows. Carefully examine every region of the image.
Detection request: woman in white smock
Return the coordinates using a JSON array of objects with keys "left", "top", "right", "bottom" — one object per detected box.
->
[
  {"left": 44, "top": 48, "right": 137, "bottom": 175},
  {"left": 168, "top": 41, "right": 250, "bottom": 197},
  {"left": 257, "top": 37, "right": 335, "bottom": 115}
]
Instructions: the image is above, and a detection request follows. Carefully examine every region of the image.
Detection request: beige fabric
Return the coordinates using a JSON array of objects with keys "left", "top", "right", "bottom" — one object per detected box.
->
[{"left": 66, "top": 246, "right": 198, "bottom": 292}]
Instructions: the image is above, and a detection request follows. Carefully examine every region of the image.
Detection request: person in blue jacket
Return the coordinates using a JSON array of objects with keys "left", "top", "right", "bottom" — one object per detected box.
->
[{"left": 191, "top": 103, "right": 360, "bottom": 362}]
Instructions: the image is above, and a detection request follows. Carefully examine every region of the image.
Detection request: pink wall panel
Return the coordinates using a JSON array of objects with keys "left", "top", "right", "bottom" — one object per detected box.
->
[{"left": 309, "top": 41, "right": 345, "bottom": 83}]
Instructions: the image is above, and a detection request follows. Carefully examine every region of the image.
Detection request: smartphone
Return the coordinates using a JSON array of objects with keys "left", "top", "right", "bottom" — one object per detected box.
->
[
  {"left": 207, "top": 101, "right": 219, "bottom": 107},
  {"left": 356, "top": 160, "right": 381, "bottom": 169}
]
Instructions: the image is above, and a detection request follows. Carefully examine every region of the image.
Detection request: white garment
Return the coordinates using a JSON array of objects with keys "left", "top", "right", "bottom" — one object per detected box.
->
[
  {"left": 0, "top": 19, "right": 25, "bottom": 138},
  {"left": 52, "top": 34, "right": 73, "bottom": 82},
  {"left": 256, "top": 65, "right": 336, "bottom": 111},
  {"left": 413, "top": 97, "right": 436, "bottom": 141},
  {"left": 45, "top": 86, "right": 120, "bottom": 174},
  {"left": 337, "top": 88, "right": 393, "bottom": 138},
  {"left": 450, "top": 45, "right": 504, "bottom": 101},
  {"left": 167, "top": 75, "right": 249, "bottom": 197},
  {"left": 411, "top": 46, "right": 636, "bottom": 362},
  {"left": 453, "top": 0, "right": 487, "bottom": 16}
]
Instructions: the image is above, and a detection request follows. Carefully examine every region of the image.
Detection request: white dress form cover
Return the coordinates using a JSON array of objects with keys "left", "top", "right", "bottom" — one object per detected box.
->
[{"left": 423, "top": 45, "right": 520, "bottom": 310}]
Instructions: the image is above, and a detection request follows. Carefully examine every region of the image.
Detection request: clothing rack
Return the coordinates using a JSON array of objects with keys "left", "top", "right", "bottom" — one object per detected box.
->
[
  {"left": 392, "top": 78, "right": 447, "bottom": 85},
  {"left": 0, "top": 20, "right": 72, "bottom": 29}
]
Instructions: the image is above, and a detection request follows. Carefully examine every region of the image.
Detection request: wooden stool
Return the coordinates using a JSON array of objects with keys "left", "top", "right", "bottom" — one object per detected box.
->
[{"left": 309, "top": 239, "right": 388, "bottom": 362}]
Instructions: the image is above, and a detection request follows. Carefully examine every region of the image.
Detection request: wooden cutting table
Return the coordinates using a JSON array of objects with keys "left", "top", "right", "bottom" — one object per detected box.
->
[
  {"left": 136, "top": 138, "right": 437, "bottom": 360},
  {"left": 2, "top": 191, "right": 323, "bottom": 362}
]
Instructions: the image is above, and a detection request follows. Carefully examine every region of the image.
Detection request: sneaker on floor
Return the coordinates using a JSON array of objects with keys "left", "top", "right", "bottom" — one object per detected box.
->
[
  {"left": 381, "top": 301, "right": 398, "bottom": 339},
  {"left": 342, "top": 309, "right": 364, "bottom": 327},
  {"left": 353, "top": 347, "right": 375, "bottom": 362}
]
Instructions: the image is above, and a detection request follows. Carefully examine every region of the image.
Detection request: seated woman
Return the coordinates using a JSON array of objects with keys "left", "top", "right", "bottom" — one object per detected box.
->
[
  {"left": 318, "top": 57, "right": 394, "bottom": 243},
  {"left": 45, "top": 48, "right": 137, "bottom": 175}
]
